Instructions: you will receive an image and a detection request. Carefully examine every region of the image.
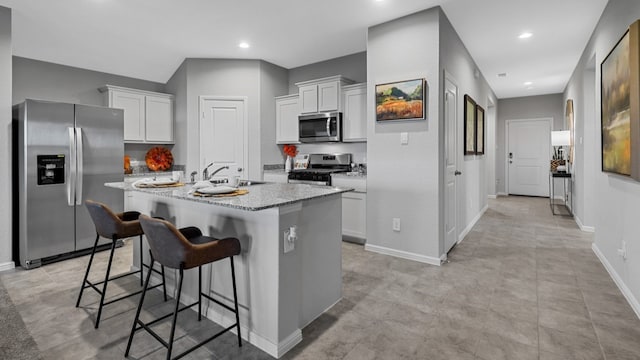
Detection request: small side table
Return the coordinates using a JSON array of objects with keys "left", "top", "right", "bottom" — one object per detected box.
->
[{"left": 549, "top": 171, "right": 572, "bottom": 216}]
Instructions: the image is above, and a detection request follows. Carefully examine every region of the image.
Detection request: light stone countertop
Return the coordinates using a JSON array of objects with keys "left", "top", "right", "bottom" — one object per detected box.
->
[{"left": 106, "top": 181, "right": 353, "bottom": 211}]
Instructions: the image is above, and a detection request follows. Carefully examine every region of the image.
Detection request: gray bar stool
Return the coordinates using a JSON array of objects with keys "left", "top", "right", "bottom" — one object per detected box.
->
[
  {"left": 125, "top": 215, "right": 242, "bottom": 360},
  {"left": 76, "top": 200, "right": 167, "bottom": 328}
]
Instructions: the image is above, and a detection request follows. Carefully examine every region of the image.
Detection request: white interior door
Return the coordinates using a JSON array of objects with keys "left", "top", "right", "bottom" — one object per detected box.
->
[
  {"left": 199, "top": 97, "right": 247, "bottom": 179},
  {"left": 444, "top": 76, "right": 459, "bottom": 254},
  {"left": 507, "top": 119, "right": 551, "bottom": 196}
]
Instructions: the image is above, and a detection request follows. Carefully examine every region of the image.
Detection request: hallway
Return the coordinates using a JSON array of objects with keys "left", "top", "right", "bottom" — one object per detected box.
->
[{"left": 1, "top": 196, "right": 639, "bottom": 359}]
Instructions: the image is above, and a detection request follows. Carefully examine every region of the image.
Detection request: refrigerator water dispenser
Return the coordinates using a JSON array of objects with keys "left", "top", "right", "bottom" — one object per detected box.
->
[{"left": 37, "top": 155, "right": 65, "bottom": 185}]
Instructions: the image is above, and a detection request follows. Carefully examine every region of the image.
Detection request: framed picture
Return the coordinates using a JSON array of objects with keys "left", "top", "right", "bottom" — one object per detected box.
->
[
  {"left": 375, "top": 79, "right": 425, "bottom": 121},
  {"left": 566, "top": 99, "right": 574, "bottom": 164},
  {"left": 464, "top": 95, "right": 476, "bottom": 155},
  {"left": 601, "top": 25, "right": 634, "bottom": 176},
  {"left": 476, "top": 105, "right": 485, "bottom": 155}
]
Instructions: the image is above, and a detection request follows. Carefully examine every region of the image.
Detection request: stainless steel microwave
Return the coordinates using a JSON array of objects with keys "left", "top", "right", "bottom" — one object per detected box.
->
[{"left": 299, "top": 112, "right": 342, "bottom": 143}]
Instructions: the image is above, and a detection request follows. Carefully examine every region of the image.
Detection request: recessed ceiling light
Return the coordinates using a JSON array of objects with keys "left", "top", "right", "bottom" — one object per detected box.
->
[
  {"left": 524, "top": 81, "right": 533, "bottom": 86},
  {"left": 519, "top": 32, "right": 533, "bottom": 39},
  {"left": 238, "top": 42, "right": 250, "bottom": 49}
]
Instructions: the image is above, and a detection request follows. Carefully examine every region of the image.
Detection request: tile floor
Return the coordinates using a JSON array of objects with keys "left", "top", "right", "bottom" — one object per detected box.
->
[{"left": 2, "top": 196, "right": 640, "bottom": 359}]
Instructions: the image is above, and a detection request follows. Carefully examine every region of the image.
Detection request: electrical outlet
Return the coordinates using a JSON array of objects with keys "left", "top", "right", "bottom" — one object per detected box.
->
[
  {"left": 392, "top": 218, "right": 401, "bottom": 232},
  {"left": 618, "top": 240, "right": 627, "bottom": 260},
  {"left": 283, "top": 226, "right": 297, "bottom": 253}
]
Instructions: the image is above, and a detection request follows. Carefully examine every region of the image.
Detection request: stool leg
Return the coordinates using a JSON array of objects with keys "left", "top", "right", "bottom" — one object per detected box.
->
[
  {"left": 125, "top": 252, "right": 156, "bottom": 357},
  {"left": 230, "top": 257, "right": 242, "bottom": 347},
  {"left": 76, "top": 233, "right": 100, "bottom": 308},
  {"left": 167, "top": 265, "right": 184, "bottom": 360},
  {"left": 138, "top": 234, "right": 144, "bottom": 287},
  {"left": 95, "top": 235, "right": 118, "bottom": 329},
  {"left": 161, "top": 265, "right": 168, "bottom": 302},
  {"left": 198, "top": 265, "right": 202, "bottom": 321}
]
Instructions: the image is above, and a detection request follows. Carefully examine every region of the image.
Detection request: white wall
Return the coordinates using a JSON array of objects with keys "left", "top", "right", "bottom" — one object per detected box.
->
[
  {"left": 563, "top": 0, "right": 640, "bottom": 316},
  {"left": 366, "top": 8, "right": 442, "bottom": 263},
  {"left": 496, "top": 94, "right": 564, "bottom": 194},
  {"left": 0, "top": 6, "right": 12, "bottom": 270},
  {"left": 259, "top": 61, "right": 290, "bottom": 168},
  {"left": 439, "top": 11, "right": 497, "bottom": 245}
]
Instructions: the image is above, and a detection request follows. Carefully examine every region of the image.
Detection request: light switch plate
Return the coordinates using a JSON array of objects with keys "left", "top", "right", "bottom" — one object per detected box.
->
[{"left": 401, "top": 132, "right": 409, "bottom": 145}]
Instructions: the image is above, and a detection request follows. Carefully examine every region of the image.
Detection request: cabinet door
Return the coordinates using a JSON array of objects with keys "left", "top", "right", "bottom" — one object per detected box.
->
[
  {"left": 145, "top": 96, "right": 173, "bottom": 142},
  {"left": 342, "top": 192, "right": 366, "bottom": 239},
  {"left": 111, "top": 90, "right": 145, "bottom": 142},
  {"left": 276, "top": 96, "right": 300, "bottom": 144},
  {"left": 318, "top": 81, "right": 339, "bottom": 112},
  {"left": 343, "top": 85, "right": 367, "bottom": 142},
  {"left": 299, "top": 84, "right": 318, "bottom": 114}
]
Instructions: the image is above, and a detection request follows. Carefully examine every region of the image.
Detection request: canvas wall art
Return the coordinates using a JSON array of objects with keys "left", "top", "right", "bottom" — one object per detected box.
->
[
  {"left": 476, "top": 105, "right": 485, "bottom": 155},
  {"left": 464, "top": 95, "right": 476, "bottom": 155},
  {"left": 375, "top": 79, "right": 425, "bottom": 121},
  {"left": 566, "top": 99, "right": 575, "bottom": 164},
  {"left": 601, "top": 29, "right": 632, "bottom": 176}
]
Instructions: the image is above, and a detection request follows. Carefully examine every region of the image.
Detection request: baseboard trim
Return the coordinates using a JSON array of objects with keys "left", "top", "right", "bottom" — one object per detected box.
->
[
  {"left": 487, "top": 194, "right": 497, "bottom": 199},
  {"left": 0, "top": 261, "right": 15, "bottom": 272},
  {"left": 575, "top": 215, "right": 595, "bottom": 233},
  {"left": 457, "top": 204, "right": 488, "bottom": 244},
  {"left": 592, "top": 243, "right": 640, "bottom": 320},
  {"left": 364, "top": 244, "right": 442, "bottom": 266},
  {"left": 497, "top": 192, "right": 508, "bottom": 197}
]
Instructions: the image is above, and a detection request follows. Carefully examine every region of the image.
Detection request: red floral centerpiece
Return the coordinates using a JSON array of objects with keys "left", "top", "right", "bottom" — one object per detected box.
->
[
  {"left": 283, "top": 144, "right": 298, "bottom": 158},
  {"left": 283, "top": 144, "right": 297, "bottom": 172}
]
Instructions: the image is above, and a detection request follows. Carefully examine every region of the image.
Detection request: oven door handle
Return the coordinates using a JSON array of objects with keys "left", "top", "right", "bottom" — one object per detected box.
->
[{"left": 288, "top": 179, "right": 329, "bottom": 186}]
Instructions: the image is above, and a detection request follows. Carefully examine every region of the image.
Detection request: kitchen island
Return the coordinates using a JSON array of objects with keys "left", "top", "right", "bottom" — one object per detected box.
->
[{"left": 106, "top": 181, "right": 352, "bottom": 358}]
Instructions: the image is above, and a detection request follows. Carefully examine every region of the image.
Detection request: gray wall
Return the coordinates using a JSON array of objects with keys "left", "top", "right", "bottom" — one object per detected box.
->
[
  {"left": 0, "top": 6, "right": 11, "bottom": 268},
  {"left": 165, "top": 61, "right": 188, "bottom": 167},
  {"left": 260, "top": 61, "right": 290, "bottom": 167},
  {"left": 288, "top": 52, "right": 366, "bottom": 94},
  {"left": 367, "top": 8, "right": 441, "bottom": 261},
  {"left": 12, "top": 56, "right": 165, "bottom": 106},
  {"left": 564, "top": 0, "right": 640, "bottom": 314},
  {"left": 439, "top": 10, "right": 497, "bottom": 249},
  {"left": 496, "top": 94, "right": 564, "bottom": 194},
  {"left": 166, "top": 58, "right": 288, "bottom": 180}
]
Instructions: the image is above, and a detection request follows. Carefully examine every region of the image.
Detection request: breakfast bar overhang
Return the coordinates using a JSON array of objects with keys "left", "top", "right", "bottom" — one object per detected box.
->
[{"left": 106, "top": 182, "right": 352, "bottom": 358}]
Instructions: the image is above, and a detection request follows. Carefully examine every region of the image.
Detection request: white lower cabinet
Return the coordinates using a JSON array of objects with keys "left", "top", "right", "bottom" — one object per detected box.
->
[
  {"left": 263, "top": 171, "right": 289, "bottom": 183},
  {"left": 332, "top": 175, "right": 366, "bottom": 242},
  {"left": 341, "top": 191, "right": 366, "bottom": 240}
]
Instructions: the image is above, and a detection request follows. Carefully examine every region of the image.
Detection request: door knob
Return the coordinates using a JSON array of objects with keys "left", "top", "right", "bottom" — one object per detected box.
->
[
  {"left": 237, "top": 167, "right": 243, "bottom": 172},
  {"left": 454, "top": 170, "right": 462, "bottom": 176}
]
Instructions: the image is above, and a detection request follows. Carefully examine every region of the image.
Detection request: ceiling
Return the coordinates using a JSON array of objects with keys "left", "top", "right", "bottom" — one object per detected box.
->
[{"left": 0, "top": 0, "right": 609, "bottom": 99}]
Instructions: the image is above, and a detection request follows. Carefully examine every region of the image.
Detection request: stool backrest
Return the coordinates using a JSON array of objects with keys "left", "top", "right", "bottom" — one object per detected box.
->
[
  {"left": 85, "top": 200, "right": 123, "bottom": 239},
  {"left": 138, "top": 215, "right": 189, "bottom": 269}
]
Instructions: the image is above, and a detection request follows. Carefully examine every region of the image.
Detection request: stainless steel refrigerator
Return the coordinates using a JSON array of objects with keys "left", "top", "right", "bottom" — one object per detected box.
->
[{"left": 13, "top": 99, "right": 124, "bottom": 269}]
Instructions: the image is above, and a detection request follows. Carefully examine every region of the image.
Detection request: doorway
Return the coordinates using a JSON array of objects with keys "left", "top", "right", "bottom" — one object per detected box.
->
[
  {"left": 199, "top": 96, "right": 248, "bottom": 179},
  {"left": 506, "top": 118, "right": 552, "bottom": 197},
  {"left": 444, "top": 73, "right": 459, "bottom": 254}
]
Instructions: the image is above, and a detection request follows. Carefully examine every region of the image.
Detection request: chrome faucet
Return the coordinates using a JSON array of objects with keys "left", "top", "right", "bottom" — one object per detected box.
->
[{"left": 202, "top": 163, "right": 229, "bottom": 181}]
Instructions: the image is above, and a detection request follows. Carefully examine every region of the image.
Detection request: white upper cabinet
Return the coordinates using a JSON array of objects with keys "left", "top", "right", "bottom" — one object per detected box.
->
[
  {"left": 275, "top": 94, "right": 300, "bottom": 144},
  {"left": 101, "top": 85, "right": 174, "bottom": 144},
  {"left": 342, "top": 83, "right": 367, "bottom": 142},
  {"left": 296, "top": 75, "right": 354, "bottom": 114}
]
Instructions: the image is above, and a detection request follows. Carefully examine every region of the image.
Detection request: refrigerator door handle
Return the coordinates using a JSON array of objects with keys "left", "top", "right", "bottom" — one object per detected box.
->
[
  {"left": 76, "top": 127, "right": 84, "bottom": 205},
  {"left": 68, "top": 127, "right": 76, "bottom": 206}
]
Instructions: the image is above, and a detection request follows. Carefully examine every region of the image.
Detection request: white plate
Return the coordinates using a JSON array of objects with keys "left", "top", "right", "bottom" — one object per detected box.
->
[
  {"left": 134, "top": 178, "right": 176, "bottom": 187},
  {"left": 196, "top": 186, "right": 237, "bottom": 195}
]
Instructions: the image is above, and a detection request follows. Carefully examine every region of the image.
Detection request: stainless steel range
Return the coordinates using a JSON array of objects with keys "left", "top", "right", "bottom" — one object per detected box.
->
[{"left": 288, "top": 153, "right": 351, "bottom": 186}]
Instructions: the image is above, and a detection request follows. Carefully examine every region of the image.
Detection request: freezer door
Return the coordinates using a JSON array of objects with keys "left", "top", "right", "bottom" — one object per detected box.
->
[
  {"left": 19, "top": 100, "right": 76, "bottom": 265},
  {"left": 74, "top": 104, "right": 125, "bottom": 251}
]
